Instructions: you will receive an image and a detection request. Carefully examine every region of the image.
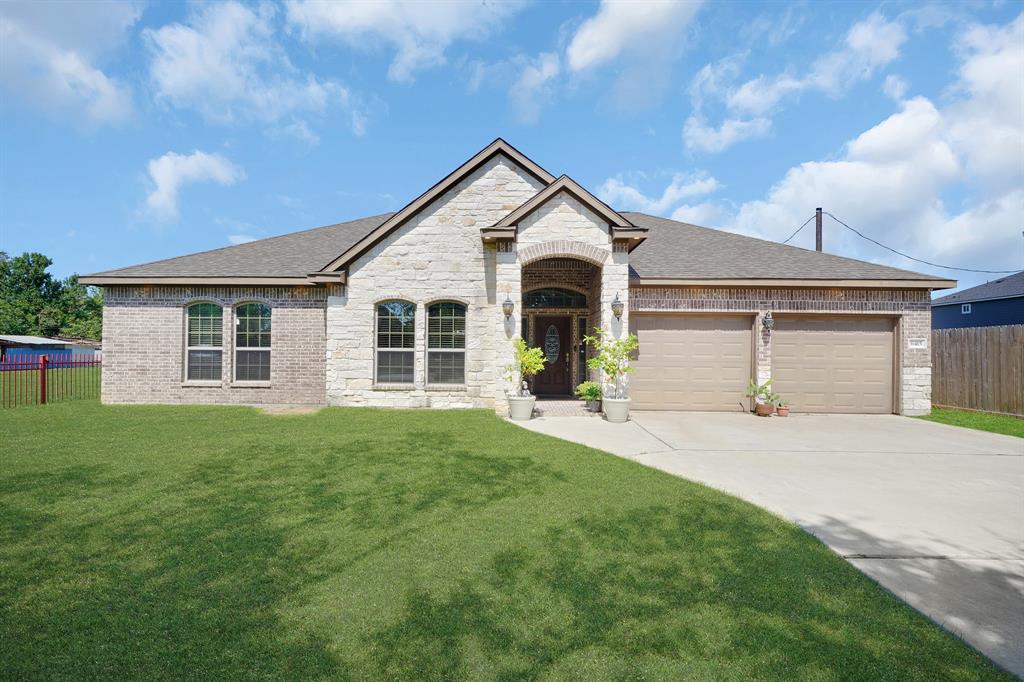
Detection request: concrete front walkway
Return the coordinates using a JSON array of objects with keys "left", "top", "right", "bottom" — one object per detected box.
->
[{"left": 516, "top": 412, "right": 1024, "bottom": 676}]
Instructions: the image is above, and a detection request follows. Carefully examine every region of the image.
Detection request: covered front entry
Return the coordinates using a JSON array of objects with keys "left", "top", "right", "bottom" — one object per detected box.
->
[
  {"left": 520, "top": 257, "right": 601, "bottom": 396},
  {"left": 629, "top": 314, "right": 754, "bottom": 411}
]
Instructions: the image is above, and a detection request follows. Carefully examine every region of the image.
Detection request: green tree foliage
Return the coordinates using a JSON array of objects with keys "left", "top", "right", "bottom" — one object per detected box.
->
[{"left": 0, "top": 252, "right": 102, "bottom": 339}]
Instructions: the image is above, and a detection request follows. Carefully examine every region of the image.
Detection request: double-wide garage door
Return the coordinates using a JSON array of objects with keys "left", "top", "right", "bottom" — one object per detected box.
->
[
  {"left": 630, "top": 315, "right": 753, "bottom": 411},
  {"left": 630, "top": 314, "right": 895, "bottom": 414},
  {"left": 772, "top": 316, "right": 894, "bottom": 414}
]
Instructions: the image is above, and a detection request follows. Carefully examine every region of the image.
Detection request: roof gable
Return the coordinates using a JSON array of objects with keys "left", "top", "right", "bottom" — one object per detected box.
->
[
  {"left": 318, "top": 138, "right": 556, "bottom": 273},
  {"left": 495, "top": 175, "right": 633, "bottom": 229}
]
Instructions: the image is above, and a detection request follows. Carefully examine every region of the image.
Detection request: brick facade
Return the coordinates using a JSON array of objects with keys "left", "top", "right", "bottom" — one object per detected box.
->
[
  {"left": 101, "top": 286, "right": 330, "bottom": 405},
  {"left": 629, "top": 286, "right": 933, "bottom": 415}
]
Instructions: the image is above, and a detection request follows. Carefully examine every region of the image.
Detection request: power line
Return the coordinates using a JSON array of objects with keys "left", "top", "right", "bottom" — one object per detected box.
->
[
  {"left": 823, "top": 211, "right": 1020, "bottom": 275},
  {"left": 782, "top": 215, "right": 816, "bottom": 244}
]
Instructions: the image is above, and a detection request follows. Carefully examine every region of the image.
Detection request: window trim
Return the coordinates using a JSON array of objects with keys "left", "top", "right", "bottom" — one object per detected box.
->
[
  {"left": 184, "top": 301, "right": 224, "bottom": 383},
  {"left": 374, "top": 299, "right": 417, "bottom": 387},
  {"left": 961, "top": 303, "right": 972, "bottom": 314},
  {"left": 233, "top": 302, "right": 272, "bottom": 384},
  {"left": 425, "top": 300, "right": 468, "bottom": 387}
]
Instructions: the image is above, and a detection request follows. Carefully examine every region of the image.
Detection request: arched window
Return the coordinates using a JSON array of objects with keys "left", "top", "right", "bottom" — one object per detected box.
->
[
  {"left": 376, "top": 301, "right": 415, "bottom": 384},
  {"left": 523, "top": 288, "right": 587, "bottom": 309},
  {"left": 427, "top": 302, "right": 466, "bottom": 384},
  {"left": 235, "top": 303, "right": 271, "bottom": 382},
  {"left": 186, "top": 303, "right": 223, "bottom": 380}
]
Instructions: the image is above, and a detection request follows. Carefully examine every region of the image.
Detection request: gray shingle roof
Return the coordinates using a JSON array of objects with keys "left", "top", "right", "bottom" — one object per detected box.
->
[
  {"left": 931, "top": 271, "right": 1024, "bottom": 305},
  {"left": 85, "top": 213, "right": 393, "bottom": 279},
  {"left": 84, "top": 209, "right": 948, "bottom": 284},
  {"left": 623, "top": 212, "right": 942, "bottom": 281}
]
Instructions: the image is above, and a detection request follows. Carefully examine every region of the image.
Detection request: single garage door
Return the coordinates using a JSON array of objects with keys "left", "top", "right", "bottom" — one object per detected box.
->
[
  {"left": 772, "top": 316, "right": 894, "bottom": 414},
  {"left": 630, "top": 315, "right": 753, "bottom": 411}
]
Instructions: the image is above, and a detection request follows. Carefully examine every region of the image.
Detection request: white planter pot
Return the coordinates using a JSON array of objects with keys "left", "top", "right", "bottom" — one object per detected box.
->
[
  {"left": 603, "top": 397, "right": 630, "bottom": 423},
  {"left": 508, "top": 395, "right": 536, "bottom": 421}
]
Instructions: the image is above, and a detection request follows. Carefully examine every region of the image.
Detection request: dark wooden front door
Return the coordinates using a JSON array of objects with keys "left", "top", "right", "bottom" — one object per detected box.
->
[{"left": 533, "top": 316, "right": 571, "bottom": 395}]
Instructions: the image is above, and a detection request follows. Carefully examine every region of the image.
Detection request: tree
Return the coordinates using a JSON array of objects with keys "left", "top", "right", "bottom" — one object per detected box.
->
[{"left": 0, "top": 252, "right": 103, "bottom": 339}]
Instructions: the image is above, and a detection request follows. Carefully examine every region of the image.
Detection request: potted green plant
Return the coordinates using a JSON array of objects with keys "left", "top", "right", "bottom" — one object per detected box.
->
[
  {"left": 504, "top": 336, "right": 547, "bottom": 420},
  {"left": 745, "top": 378, "right": 775, "bottom": 417},
  {"left": 575, "top": 380, "right": 602, "bottom": 412},
  {"left": 774, "top": 394, "right": 790, "bottom": 417},
  {"left": 584, "top": 328, "right": 640, "bottom": 423}
]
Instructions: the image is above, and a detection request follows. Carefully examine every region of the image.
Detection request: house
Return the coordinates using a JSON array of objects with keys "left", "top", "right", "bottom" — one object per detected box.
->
[
  {"left": 931, "top": 271, "right": 1024, "bottom": 329},
  {"left": 80, "top": 139, "right": 955, "bottom": 415},
  {"left": 0, "top": 335, "right": 100, "bottom": 363}
]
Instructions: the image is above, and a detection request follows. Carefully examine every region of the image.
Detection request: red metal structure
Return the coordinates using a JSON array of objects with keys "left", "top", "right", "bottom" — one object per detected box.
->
[{"left": 1, "top": 354, "right": 101, "bottom": 408}]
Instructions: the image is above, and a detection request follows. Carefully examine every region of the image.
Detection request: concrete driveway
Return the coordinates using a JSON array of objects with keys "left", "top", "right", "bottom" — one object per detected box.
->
[{"left": 517, "top": 412, "right": 1024, "bottom": 676}]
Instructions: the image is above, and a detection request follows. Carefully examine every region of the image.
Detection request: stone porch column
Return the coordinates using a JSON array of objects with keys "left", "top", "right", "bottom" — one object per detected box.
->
[{"left": 494, "top": 242, "right": 521, "bottom": 411}]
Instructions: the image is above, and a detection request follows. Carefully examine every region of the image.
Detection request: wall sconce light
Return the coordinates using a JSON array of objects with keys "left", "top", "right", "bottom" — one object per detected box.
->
[
  {"left": 762, "top": 311, "right": 774, "bottom": 332},
  {"left": 502, "top": 294, "right": 514, "bottom": 320},
  {"left": 611, "top": 292, "right": 624, "bottom": 320}
]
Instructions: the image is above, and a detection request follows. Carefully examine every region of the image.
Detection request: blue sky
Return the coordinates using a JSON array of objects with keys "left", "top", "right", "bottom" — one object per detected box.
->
[{"left": 1, "top": 0, "right": 1021, "bottom": 293}]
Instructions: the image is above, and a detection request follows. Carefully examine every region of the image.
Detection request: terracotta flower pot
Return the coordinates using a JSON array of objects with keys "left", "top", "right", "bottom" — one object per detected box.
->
[
  {"left": 754, "top": 403, "right": 774, "bottom": 417},
  {"left": 776, "top": 406, "right": 790, "bottom": 417}
]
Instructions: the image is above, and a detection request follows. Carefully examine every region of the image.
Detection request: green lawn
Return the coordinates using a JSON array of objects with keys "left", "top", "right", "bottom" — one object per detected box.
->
[
  {"left": 1, "top": 402, "right": 1010, "bottom": 680},
  {"left": 918, "top": 407, "right": 1024, "bottom": 438}
]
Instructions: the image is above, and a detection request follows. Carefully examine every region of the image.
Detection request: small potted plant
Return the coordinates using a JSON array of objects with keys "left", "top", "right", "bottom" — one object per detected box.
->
[
  {"left": 575, "top": 381, "right": 602, "bottom": 412},
  {"left": 745, "top": 379, "right": 775, "bottom": 417},
  {"left": 504, "top": 336, "right": 547, "bottom": 421},
  {"left": 774, "top": 395, "right": 790, "bottom": 417},
  {"left": 584, "top": 328, "right": 640, "bottom": 423}
]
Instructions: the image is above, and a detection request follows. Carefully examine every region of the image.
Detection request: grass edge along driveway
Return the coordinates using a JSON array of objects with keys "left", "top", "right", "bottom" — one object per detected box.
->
[
  {"left": 1, "top": 402, "right": 1013, "bottom": 680},
  {"left": 917, "top": 406, "right": 1024, "bottom": 439}
]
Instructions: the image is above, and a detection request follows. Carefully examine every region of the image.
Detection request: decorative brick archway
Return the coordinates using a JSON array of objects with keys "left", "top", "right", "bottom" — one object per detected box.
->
[{"left": 518, "top": 240, "right": 608, "bottom": 267}]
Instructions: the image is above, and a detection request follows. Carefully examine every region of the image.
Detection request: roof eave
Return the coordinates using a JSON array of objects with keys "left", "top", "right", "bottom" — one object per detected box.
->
[
  {"left": 630, "top": 277, "right": 957, "bottom": 289},
  {"left": 79, "top": 275, "right": 319, "bottom": 286}
]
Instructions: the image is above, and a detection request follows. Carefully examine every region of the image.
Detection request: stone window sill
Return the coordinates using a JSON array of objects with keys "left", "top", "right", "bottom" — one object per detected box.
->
[
  {"left": 373, "top": 383, "right": 415, "bottom": 391},
  {"left": 425, "top": 384, "right": 467, "bottom": 391},
  {"left": 232, "top": 381, "right": 272, "bottom": 389},
  {"left": 181, "top": 381, "right": 222, "bottom": 388}
]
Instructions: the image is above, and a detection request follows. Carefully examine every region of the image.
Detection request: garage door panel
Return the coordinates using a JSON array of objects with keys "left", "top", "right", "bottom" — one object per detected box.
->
[
  {"left": 773, "top": 316, "right": 894, "bottom": 414},
  {"left": 630, "top": 315, "right": 753, "bottom": 411}
]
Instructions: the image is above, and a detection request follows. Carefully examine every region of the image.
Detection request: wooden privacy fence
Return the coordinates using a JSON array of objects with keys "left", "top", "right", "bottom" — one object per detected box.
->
[
  {"left": 932, "top": 324, "right": 1024, "bottom": 416},
  {"left": 1, "top": 355, "right": 102, "bottom": 409}
]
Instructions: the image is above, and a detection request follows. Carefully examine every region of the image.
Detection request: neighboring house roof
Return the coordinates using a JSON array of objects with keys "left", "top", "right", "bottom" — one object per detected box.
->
[
  {"left": 80, "top": 213, "right": 393, "bottom": 285},
  {"left": 0, "top": 335, "right": 70, "bottom": 346},
  {"left": 624, "top": 213, "right": 953, "bottom": 287},
  {"left": 931, "top": 271, "right": 1024, "bottom": 305}
]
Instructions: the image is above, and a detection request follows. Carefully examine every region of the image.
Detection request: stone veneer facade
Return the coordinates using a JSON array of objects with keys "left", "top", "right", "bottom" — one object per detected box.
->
[
  {"left": 324, "top": 156, "right": 629, "bottom": 411},
  {"left": 629, "top": 286, "right": 933, "bottom": 415},
  {"left": 101, "top": 285, "right": 331, "bottom": 405}
]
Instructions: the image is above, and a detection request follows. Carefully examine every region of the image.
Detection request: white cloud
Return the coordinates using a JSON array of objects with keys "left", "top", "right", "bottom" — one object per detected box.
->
[
  {"left": 599, "top": 172, "right": 720, "bottom": 214},
  {"left": 145, "top": 1, "right": 365, "bottom": 135},
  {"left": 0, "top": 0, "right": 139, "bottom": 125},
  {"left": 145, "top": 151, "right": 245, "bottom": 220},
  {"left": 285, "top": 0, "right": 525, "bottom": 83},
  {"left": 687, "top": 13, "right": 908, "bottom": 153},
  {"left": 566, "top": 0, "right": 702, "bottom": 72},
  {"left": 609, "top": 14, "right": 1024, "bottom": 287},
  {"left": 227, "top": 234, "right": 257, "bottom": 245},
  {"left": 509, "top": 53, "right": 560, "bottom": 124},
  {"left": 683, "top": 116, "right": 771, "bottom": 153},
  {"left": 882, "top": 74, "right": 908, "bottom": 100},
  {"left": 282, "top": 119, "right": 320, "bottom": 146}
]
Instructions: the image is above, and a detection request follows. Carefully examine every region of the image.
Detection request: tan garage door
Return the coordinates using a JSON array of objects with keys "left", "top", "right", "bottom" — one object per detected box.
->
[
  {"left": 772, "top": 316, "right": 894, "bottom": 414},
  {"left": 630, "top": 315, "right": 753, "bottom": 411}
]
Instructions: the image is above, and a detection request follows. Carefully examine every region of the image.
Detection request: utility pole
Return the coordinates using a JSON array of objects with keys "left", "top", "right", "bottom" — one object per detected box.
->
[{"left": 815, "top": 207, "right": 823, "bottom": 252}]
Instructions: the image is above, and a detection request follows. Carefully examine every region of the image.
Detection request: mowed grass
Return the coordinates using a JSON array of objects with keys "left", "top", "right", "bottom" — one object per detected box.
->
[
  {"left": 918, "top": 407, "right": 1024, "bottom": 438},
  {"left": 1, "top": 402, "right": 1011, "bottom": 681}
]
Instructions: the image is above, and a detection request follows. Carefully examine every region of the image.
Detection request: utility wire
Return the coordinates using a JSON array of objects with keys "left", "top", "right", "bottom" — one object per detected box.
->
[
  {"left": 823, "top": 211, "right": 1020, "bottom": 275},
  {"left": 782, "top": 215, "right": 816, "bottom": 244}
]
